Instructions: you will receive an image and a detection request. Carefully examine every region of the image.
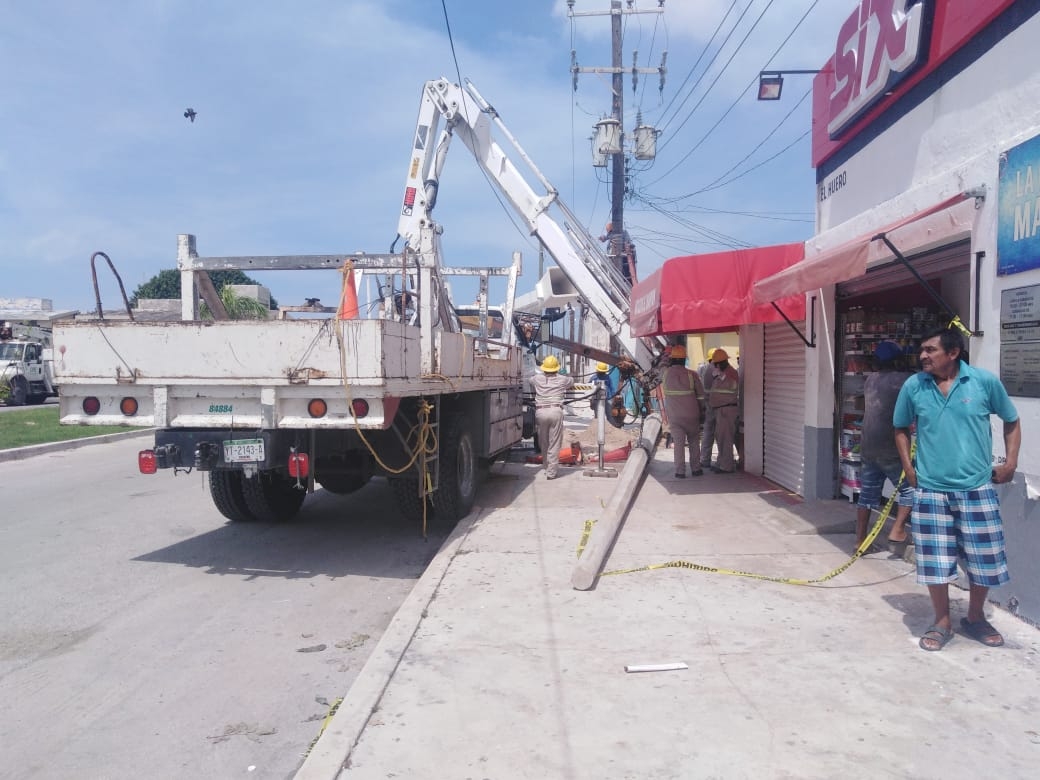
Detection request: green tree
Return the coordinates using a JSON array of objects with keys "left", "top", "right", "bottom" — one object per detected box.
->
[
  {"left": 201, "top": 286, "right": 271, "bottom": 320},
  {"left": 131, "top": 269, "right": 277, "bottom": 308}
]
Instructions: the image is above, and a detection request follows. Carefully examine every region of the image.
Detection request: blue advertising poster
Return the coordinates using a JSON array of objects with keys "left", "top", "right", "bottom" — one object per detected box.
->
[{"left": 998, "top": 133, "right": 1040, "bottom": 275}]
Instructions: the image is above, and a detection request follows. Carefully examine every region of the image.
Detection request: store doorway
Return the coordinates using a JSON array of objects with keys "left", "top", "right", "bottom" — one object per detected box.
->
[{"left": 834, "top": 240, "right": 971, "bottom": 501}]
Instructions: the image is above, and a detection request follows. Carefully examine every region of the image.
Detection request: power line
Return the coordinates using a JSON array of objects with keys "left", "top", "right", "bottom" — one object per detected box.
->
[
  {"left": 646, "top": 0, "right": 818, "bottom": 187},
  {"left": 651, "top": 0, "right": 782, "bottom": 169},
  {"left": 697, "top": 127, "right": 812, "bottom": 194},
  {"left": 656, "top": 0, "right": 747, "bottom": 137},
  {"left": 682, "top": 85, "right": 813, "bottom": 197}
]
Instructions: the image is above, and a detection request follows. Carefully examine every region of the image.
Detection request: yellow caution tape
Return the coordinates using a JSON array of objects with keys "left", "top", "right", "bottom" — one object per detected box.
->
[
  {"left": 591, "top": 461, "right": 914, "bottom": 586},
  {"left": 576, "top": 519, "right": 597, "bottom": 558},
  {"left": 303, "top": 697, "right": 343, "bottom": 758},
  {"left": 948, "top": 315, "right": 972, "bottom": 339}
]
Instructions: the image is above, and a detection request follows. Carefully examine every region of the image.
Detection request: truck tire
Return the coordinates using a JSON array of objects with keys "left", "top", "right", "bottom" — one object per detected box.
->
[
  {"left": 437, "top": 416, "right": 478, "bottom": 523},
  {"left": 7, "top": 376, "right": 28, "bottom": 406},
  {"left": 388, "top": 475, "right": 434, "bottom": 526},
  {"left": 209, "top": 470, "right": 257, "bottom": 522},
  {"left": 317, "top": 474, "right": 369, "bottom": 495},
  {"left": 241, "top": 471, "right": 307, "bottom": 522},
  {"left": 316, "top": 451, "right": 374, "bottom": 495}
]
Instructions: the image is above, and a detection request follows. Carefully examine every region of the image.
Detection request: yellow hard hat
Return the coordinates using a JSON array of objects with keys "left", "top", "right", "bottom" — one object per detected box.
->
[
  {"left": 706, "top": 347, "right": 717, "bottom": 361},
  {"left": 711, "top": 348, "right": 729, "bottom": 363},
  {"left": 670, "top": 345, "right": 687, "bottom": 360},
  {"left": 541, "top": 355, "right": 561, "bottom": 373},
  {"left": 595, "top": 361, "right": 609, "bottom": 372}
]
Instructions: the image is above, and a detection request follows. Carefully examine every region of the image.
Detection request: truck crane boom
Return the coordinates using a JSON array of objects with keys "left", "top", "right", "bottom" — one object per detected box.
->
[{"left": 397, "top": 77, "right": 666, "bottom": 377}]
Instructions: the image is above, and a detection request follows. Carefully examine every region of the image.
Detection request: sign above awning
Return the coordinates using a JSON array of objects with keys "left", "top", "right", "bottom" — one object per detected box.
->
[
  {"left": 752, "top": 192, "right": 974, "bottom": 304},
  {"left": 629, "top": 243, "right": 806, "bottom": 337}
]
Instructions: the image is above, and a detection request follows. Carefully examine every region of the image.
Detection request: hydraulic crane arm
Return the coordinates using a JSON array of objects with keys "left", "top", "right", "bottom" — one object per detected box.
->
[{"left": 396, "top": 77, "right": 666, "bottom": 374}]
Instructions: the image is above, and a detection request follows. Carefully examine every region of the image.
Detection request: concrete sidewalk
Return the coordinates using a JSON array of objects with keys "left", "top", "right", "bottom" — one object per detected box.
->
[{"left": 300, "top": 428, "right": 1040, "bottom": 779}]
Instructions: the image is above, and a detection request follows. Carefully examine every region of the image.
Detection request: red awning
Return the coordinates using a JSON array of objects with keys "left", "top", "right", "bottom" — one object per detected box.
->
[
  {"left": 629, "top": 242, "right": 806, "bottom": 337},
  {"left": 752, "top": 193, "right": 972, "bottom": 304}
]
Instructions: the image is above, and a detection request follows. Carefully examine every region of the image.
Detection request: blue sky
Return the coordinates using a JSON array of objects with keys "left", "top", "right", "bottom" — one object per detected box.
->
[{"left": 0, "top": 0, "right": 856, "bottom": 313}]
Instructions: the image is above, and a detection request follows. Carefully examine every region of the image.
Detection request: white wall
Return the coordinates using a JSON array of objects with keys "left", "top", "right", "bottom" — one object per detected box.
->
[
  {"left": 805, "top": 11, "right": 1040, "bottom": 619},
  {"left": 808, "top": 11, "right": 1040, "bottom": 472}
]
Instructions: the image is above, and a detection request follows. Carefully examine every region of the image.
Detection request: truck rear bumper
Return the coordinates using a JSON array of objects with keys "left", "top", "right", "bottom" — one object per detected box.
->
[{"left": 151, "top": 429, "right": 286, "bottom": 471}]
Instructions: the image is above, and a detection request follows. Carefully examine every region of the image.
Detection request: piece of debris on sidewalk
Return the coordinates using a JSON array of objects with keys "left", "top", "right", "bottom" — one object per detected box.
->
[{"left": 624, "top": 662, "right": 689, "bottom": 673}]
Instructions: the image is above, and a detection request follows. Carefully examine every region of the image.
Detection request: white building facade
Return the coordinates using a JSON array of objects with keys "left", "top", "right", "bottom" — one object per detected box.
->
[{"left": 740, "top": 0, "right": 1040, "bottom": 622}]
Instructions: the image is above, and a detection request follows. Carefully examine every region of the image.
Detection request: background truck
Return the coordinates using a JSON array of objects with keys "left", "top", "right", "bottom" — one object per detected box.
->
[
  {"left": 0, "top": 322, "right": 60, "bottom": 405},
  {"left": 53, "top": 76, "right": 666, "bottom": 525}
]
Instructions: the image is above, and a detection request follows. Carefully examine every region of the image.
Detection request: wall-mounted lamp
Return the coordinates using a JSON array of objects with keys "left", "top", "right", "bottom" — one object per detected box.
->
[{"left": 757, "top": 69, "right": 821, "bottom": 101}]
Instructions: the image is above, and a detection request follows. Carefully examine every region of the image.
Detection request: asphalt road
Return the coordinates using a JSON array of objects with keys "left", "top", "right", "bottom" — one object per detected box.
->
[{"left": 0, "top": 437, "right": 450, "bottom": 778}]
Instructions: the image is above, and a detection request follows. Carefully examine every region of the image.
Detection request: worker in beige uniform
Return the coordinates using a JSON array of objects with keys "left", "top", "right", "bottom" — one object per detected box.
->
[
  {"left": 662, "top": 345, "right": 706, "bottom": 478},
  {"left": 530, "top": 355, "right": 575, "bottom": 479},
  {"left": 708, "top": 348, "right": 740, "bottom": 473},
  {"left": 699, "top": 347, "right": 718, "bottom": 468}
]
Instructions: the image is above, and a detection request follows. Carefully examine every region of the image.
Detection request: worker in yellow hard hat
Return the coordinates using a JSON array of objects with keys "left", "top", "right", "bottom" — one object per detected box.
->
[
  {"left": 590, "top": 360, "right": 617, "bottom": 420},
  {"left": 662, "top": 344, "right": 706, "bottom": 477},
  {"left": 530, "top": 355, "right": 575, "bottom": 479},
  {"left": 698, "top": 349, "right": 718, "bottom": 468},
  {"left": 707, "top": 348, "right": 739, "bottom": 473}
]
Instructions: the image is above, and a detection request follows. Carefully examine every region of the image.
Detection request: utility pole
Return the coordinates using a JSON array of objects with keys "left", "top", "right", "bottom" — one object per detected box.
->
[
  {"left": 569, "top": 0, "right": 665, "bottom": 284},
  {"left": 609, "top": 4, "right": 625, "bottom": 239}
]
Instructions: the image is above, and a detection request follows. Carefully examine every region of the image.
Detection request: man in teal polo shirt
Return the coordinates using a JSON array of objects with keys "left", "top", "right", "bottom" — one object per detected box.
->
[{"left": 894, "top": 327, "right": 1021, "bottom": 652}]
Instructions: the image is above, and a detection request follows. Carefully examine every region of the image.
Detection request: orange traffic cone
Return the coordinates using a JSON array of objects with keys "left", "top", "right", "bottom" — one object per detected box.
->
[
  {"left": 587, "top": 441, "right": 632, "bottom": 463},
  {"left": 558, "top": 443, "right": 582, "bottom": 465},
  {"left": 337, "top": 265, "right": 359, "bottom": 319},
  {"left": 525, "top": 442, "right": 583, "bottom": 465}
]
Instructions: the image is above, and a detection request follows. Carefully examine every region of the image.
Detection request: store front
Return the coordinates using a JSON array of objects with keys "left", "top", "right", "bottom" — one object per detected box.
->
[
  {"left": 835, "top": 240, "right": 971, "bottom": 499},
  {"left": 630, "top": 244, "right": 807, "bottom": 485},
  {"left": 752, "top": 0, "right": 1040, "bottom": 623}
]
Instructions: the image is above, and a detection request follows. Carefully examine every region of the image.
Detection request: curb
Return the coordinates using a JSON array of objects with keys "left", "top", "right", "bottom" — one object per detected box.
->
[
  {"left": 294, "top": 506, "right": 481, "bottom": 779},
  {"left": 0, "top": 429, "right": 154, "bottom": 463}
]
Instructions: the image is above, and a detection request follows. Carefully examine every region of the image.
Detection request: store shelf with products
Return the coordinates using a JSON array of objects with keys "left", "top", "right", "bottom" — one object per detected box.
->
[{"left": 837, "top": 306, "right": 937, "bottom": 501}]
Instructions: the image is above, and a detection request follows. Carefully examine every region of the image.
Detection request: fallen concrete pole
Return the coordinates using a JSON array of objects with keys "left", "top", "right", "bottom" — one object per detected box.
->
[{"left": 571, "top": 412, "right": 662, "bottom": 591}]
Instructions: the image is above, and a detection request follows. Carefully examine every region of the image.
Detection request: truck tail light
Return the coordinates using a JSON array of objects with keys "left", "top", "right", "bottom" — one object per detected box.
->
[
  {"left": 120, "top": 397, "right": 139, "bottom": 416},
  {"left": 351, "top": 399, "right": 369, "bottom": 418},
  {"left": 139, "top": 450, "right": 158, "bottom": 474},
  {"left": 83, "top": 397, "right": 101, "bottom": 415},
  {"left": 307, "top": 399, "right": 327, "bottom": 418},
  {"left": 288, "top": 452, "right": 309, "bottom": 478}
]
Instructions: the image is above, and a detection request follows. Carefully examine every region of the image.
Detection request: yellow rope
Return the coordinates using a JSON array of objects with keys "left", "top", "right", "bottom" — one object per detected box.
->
[{"left": 333, "top": 308, "right": 438, "bottom": 534}]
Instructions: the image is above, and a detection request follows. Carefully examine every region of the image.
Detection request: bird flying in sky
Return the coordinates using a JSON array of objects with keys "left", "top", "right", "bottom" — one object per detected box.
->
[{"left": 183, "top": 108, "right": 197, "bottom": 123}]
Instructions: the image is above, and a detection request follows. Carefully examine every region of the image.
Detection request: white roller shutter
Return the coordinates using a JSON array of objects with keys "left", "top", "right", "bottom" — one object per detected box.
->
[{"left": 763, "top": 323, "right": 806, "bottom": 495}]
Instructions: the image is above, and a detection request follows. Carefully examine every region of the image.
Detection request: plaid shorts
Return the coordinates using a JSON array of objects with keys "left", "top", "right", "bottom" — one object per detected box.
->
[
  {"left": 857, "top": 457, "right": 914, "bottom": 509},
  {"left": 913, "top": 484, "right": 1009, "bottom": 587}
]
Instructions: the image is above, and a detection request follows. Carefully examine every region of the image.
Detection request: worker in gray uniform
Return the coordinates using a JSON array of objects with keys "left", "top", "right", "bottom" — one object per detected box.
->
[
  {"left": 699, "top": 347, "right": 718, "bottom": 468},
  {"left": 707, "top": 348, "right": 740, "bottom": 473},
  {"left": 662, "top": 344, "right": 706, "bottom": 478},
  {"left": 530, "top": 355, "right": 575, "bottom": 480}
]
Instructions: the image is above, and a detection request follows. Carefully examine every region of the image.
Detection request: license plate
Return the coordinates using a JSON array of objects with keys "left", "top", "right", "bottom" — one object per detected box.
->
[{"left": 223, "top": 438, "right": 265, "bottom": 463}]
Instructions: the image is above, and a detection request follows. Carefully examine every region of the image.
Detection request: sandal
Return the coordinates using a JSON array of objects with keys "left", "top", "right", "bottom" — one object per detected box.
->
[
  {"left": 919, "top": 624, "right": 954, "bottom": 652},
  {"left": 888, "top": 537, "right": 911, "bottom": 558},
  {"left": 960, "top": 618, "right": 1004, "bottom": 647}
]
